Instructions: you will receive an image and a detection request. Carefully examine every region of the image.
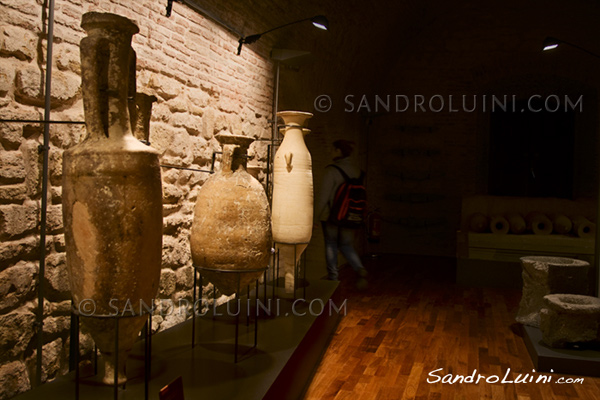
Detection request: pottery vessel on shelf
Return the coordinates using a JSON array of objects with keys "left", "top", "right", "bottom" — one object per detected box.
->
[
  {"left": 190, "top": 134, "right": 272, "bottom": 295},
  {"left": 271, "top": 111, "right": 314, "bottom": 293},
  {"left": 62, "top": 12, "right": 162, "bottom": 385}
]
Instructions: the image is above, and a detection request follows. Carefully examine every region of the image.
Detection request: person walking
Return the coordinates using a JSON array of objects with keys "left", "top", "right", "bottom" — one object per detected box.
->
[{"left": 315, "top": 139, "right": 368, "bottom": 288}]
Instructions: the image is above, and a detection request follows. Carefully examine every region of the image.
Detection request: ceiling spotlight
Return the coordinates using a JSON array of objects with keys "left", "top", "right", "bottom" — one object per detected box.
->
[
  {"left": 237, "top": 15, "right": 329, "bottom": 55},
  {"left": 311, "top": 15, "right": 329, "bottom": 30},
  {"left": 542, "top": 37, "right": 560, "bottom": 51},
  {"left": 542, "top": 36, "right": 600, "bottom": 59}
]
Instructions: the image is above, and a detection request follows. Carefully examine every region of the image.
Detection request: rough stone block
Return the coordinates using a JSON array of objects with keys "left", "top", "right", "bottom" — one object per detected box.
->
[
  {"left": 540, "top": 294, "right": 600, "bottom": 348},
  {"left": 0, "top": 201, "right": 38, "bottom": 239},
  {"left": 40, "top": 338, "right": 66, "bottom": 381},
  {"left": 0, "top": 122, "right": 24, "bottom": 151},
  {"left": 14, "top": 65, "right": 43, "bottom": 105},
  {"left": 49, "top": 121, "right": 86, "bottom": 148},
  {"left": 516, "top": 256, "right": 590, "bottom": 327},
  {"left": 15, "top": 65, "right": 80, "bottom": 107},
  {"left": 0, "top": 62, "right": 15, "bottom": 96},
  {"left": 227, "top": 113, "right": 242, "bottom": 135},
  {"left": 46, "top": 204, "right": 64, "bottom": 234},
  {"left": 0, "top": 108, "right": 43, "bottom": 150},
  {"left": 214, "top": 112, "right": 228, "bottom": 133},
  {"left": 162, "top": 183, "right": 185, "bottom": 204},
  {"left": 48, "top": 70, "right": 81, "bottom": 106},
  {"left": 45, "top": 252, "right": 70, "bottom": 301},
  {"left": 147, "top": 74, "right": 180, "bottom": 100},
  {"left": 183, "top": 114, "right": 203, "bottom": 136},
  {"left": 0, "top": 151, "right": 27, "bottom": 184},
  {"left": 0, "top": 25, "right": 37, "bottom": 61},
  {"left": 547, "top": 262, "right": 593, "bottom": 295},
  {"left": 151, "top": 315, "right": 163, "bottom": 333},
  {"left": 0, "top": 236, "right": 41, "bottom": 270},
  {"left": 166, "top": 131, "right": 194, "bottom": 164},
  {"left": 187, "top": 87, "right": 210, "bottom": 111},
  {"left": 163, "top": 212, "right": 191, "bottom": 236},
  {"left": 175, "top": 265, "right": 194, "bottom": 289},
  {"left": 21, "top": 140, "right": 42, "bottom": 197},
  {"left": 53, "top": 233, "right": 66, "bottom": 253},
  {"left": 0, "top": 260, "right": 36, "bottom": 313},
  {"left": 201, "top": 107, "right": 215, "bottom": 140},
  {"left": 25, "top": 338, "right": 66, "bottom": 383},
  {"left": 42, "top": 316, "right": 70, "bottom": 338},
  {"left": 161, "top": 236, "right": 191, "bottom": 270},
  {"left": 50, "top": 185, "right": 62, "bottom": 205},
  {"left": 0, "top": 360, "right": 31, "bottom": 399},
  {"left": 55, "top": 42, "right": 81, "bottom": 74},
  {"left": 0, "top": 310, "right": 36, "bottom": 362},
  {"left": 0, "top": 184, "right": 27, "bottom": 204},
  {"left": 159, "top": 268, "right": 177, "bottom": 298},
  {"left": 166, "top": 96, "right": 188, "bottom": 113},
  {"left": 47, "top": 299, "right": 71, "bottom": 317}
]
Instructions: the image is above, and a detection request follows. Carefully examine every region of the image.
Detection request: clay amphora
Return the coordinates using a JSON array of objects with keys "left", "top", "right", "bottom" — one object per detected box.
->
[
  {"left": 271, "top": 111, "right": 314, "bottom": 293},
  {"left": 62, "top": 12, "right": 162, "bottom": 385},
  {"left": 190, "top": 134, "right": 272, "bottom": 295}
]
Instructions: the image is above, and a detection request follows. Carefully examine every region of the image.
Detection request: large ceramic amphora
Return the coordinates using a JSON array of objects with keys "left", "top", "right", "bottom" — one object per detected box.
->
[
  {"left": 62, "top": 12, "right": 162, "bottom": 385},
  {"left": 271, "top": 111, "right": 314, "bottom": 293},
  {"left": 190, "top": 134, "right": 272, "bottom": 295}
]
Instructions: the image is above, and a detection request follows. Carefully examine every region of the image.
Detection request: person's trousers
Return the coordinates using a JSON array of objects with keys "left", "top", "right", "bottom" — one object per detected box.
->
[{"left": 321, "top": 221, "right": 364, "bottom": 280}]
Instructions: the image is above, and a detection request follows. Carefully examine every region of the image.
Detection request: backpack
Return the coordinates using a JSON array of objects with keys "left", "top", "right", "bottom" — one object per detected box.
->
[{"left": 328, "top": 165, "right": 367, "bottom": 229}]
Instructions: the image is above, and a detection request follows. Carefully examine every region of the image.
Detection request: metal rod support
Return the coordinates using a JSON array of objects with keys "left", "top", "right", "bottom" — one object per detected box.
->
[
  {"left": 160, "top": 164, "right": 213, "bottom": 174},
  {"left": 192, "top": 270, "right": 197, "bottom": 348},
  {"left": 36, "top": 0, "right": 55, "bottom": 387},
  {"left": 114, "top": 318, "right": 119, "bottom": 400},
  {"left": 0, "top": 119, "right": 85, "bottom": 124}
]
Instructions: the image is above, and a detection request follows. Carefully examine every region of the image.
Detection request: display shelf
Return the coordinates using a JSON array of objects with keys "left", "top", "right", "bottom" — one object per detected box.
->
[
  {"left": 456, "top": 232, "right": 594, "bottom": 289},
  {"left": 522, "top": 325, "right": 600, "bottom": 377},
  {"left": 15, "top": 278, "right": 341, "bottom": 400},
  {"left": 464, "top": 233, "right": 594, "bottom": 263}
]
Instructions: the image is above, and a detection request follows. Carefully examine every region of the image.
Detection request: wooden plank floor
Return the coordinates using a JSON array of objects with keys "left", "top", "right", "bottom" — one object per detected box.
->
[{"left": 303, "top": 255, "right": 600, "bottom": 400}]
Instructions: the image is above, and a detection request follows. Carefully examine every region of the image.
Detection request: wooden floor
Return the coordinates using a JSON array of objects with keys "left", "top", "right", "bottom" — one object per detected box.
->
[{"left": 303, "top": 254, "right": 600, "bottom": 400}]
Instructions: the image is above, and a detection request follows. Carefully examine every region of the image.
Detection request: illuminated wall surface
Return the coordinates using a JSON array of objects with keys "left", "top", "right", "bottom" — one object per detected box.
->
[{"left": 0, "top": 0, "right": 599, "bottom": 397}]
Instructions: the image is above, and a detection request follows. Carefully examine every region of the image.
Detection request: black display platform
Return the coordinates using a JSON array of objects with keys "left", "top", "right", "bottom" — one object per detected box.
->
[
  {"left": 522, "top": 325, "right": 600, "bottom": 377},
  {"left": 16, "top": 278, "right": 341, "bottom": 400}
]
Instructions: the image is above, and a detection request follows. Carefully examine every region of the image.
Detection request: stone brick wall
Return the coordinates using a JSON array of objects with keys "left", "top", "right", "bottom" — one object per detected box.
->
[{"left": 0, "top": 0, "right": 275, "bottom": 397}]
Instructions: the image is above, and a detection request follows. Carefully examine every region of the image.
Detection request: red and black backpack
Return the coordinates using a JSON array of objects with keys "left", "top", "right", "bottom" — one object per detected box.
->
[{"left": 327, "top": 165, "right": 367, "bottom": 229}]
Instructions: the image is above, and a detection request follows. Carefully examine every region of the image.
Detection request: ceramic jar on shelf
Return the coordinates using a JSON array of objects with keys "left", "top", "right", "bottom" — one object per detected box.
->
[
  {"left": 271, "top": 111, "right": 314, "bottom": 293},
  {"left": 190, "top": 134, "right": 272, "bottom": 295},
  {"left": 62, "top": 12, "right": 162, "bottom": 385}
]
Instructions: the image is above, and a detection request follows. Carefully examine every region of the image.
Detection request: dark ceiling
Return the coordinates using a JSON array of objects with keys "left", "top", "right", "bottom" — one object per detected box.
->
[{"left": 185, "top": 0, "right": 600, "bottom": 119}]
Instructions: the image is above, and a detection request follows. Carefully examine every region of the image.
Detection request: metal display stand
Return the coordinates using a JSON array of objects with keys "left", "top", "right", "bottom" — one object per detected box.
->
[
  {"left": 273, "top": 242, "right": 309, "bottom": 300},
  {"left": 69, "top": 303, "right": 152, "bottom": 400},
  {"left": 192, "top": 266, "right": 267, "bottom": 363}
]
